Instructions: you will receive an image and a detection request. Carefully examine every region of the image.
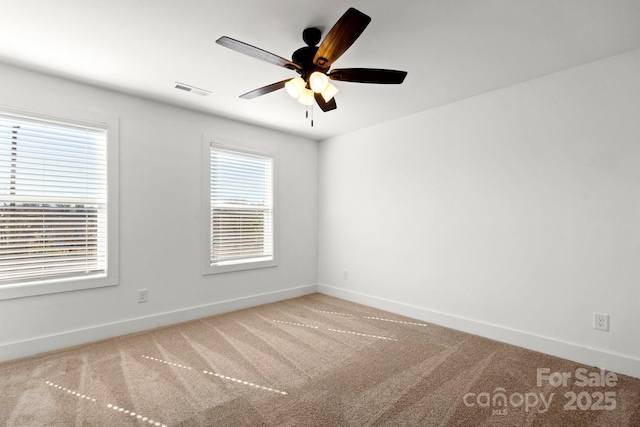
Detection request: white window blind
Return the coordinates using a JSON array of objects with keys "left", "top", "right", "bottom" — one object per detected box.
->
[
  {"left": 0, "top": 112, "right": 107, "bottom": 285},
  {"left": 209, "top": 145, "right": 273, "bottom": 266}
]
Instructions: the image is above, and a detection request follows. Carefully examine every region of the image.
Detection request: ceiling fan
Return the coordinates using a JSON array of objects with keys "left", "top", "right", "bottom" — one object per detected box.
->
[{"left": 216, "top": 7, "right": 408, "bottom": 114}]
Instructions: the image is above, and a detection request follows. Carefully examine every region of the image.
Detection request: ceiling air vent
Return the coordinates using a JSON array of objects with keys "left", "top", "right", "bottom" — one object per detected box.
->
[{"left": 175, "top": 82, "right": 211, "bottom": 96}]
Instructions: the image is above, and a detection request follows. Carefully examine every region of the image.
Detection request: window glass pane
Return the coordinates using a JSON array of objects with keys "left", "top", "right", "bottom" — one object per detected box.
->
[
  {"left": 210, "top": 146, "right": 273, "bottom": 266},
  {"left": 0, "top": 112, "right": 108, "bottom": 285}
]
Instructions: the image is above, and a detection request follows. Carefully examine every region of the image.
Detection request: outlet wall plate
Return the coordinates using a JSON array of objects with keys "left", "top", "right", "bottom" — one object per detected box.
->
[
  {"left": 594, "top": 313, "right": 609, "bottom": 331},
  {"left": 138, "top": 289, "right": 148, "bottom": 303}
]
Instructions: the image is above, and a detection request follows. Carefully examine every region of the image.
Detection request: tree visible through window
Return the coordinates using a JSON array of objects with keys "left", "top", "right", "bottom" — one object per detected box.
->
[
  {"left": 208, "top": 145, "right": 274, "bottom": 269},
  {"left": 0, "top": 112, "right": 107, "bottom": 285}
]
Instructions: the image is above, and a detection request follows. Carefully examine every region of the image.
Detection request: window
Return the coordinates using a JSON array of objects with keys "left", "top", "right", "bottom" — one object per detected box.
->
[
  {"left": 0, "top": 108, "right": 118, "bottom": 299},
  {"left": 203, "top": 141, "right": 276, "bottom": 274}
]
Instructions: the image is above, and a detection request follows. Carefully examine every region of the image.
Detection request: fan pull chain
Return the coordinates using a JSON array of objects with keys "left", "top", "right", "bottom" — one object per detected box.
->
[{"left": 304, "top": 104, "right": 314, "bottom": 127}]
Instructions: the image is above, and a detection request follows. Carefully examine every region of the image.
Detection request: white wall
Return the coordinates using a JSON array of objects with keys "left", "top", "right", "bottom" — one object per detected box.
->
[
  {"left": 318, "top": 49, "right": 640, "bottom": 379},
  {"left": 0, "top": 63, "right": 318, "bottom": 360},
  {"left": 2, "top": 46, "right": 639, "bottom": 379}
]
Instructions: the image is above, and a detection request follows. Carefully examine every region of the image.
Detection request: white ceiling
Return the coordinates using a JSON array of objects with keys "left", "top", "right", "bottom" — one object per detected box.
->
[{"left": 1, "top": 0, "right": 640, "bottom": 141}]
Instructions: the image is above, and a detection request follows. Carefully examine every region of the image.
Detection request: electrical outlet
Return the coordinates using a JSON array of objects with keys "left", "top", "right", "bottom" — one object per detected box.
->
[
  {"left": 138, "top": 289, "right": 148, "bottom": 303},
  {"left": 342, "top": 270, "right": 348, "bottom": 280},
  {"left": 594, "top": 313, "right": 609, "bottom": 331}
]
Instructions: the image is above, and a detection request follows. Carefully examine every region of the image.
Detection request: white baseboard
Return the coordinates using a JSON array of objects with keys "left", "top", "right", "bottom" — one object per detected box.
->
[
  {"left": 5, "top": 283, "right": 638, "bottom": 380},
  {"left": 0, "top": 284, "right": 318, "bottom": 363},
  {"left": 317, "top": 284, "right": 640, "bottom": 380}
]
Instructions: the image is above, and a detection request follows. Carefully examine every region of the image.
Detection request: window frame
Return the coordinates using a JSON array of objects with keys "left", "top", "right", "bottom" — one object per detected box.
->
[
  {"left": 0, "top": 105, "right": 119, "bottom": 300},
  {"left": 202, "top": 136, "right": 278, "bottom": 275}
]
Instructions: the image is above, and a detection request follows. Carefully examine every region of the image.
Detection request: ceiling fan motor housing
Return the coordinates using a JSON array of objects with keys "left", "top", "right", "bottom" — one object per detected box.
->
[{"left": 292, "top": 28, "right": 328, "bottom": 83}]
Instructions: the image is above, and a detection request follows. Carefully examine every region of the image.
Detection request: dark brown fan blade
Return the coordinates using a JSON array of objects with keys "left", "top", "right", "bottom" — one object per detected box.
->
[
  {"left": 216, "top": 36, "right": 301, "bottom": 71},
  {"left": 314, "top": 8, "right": 371, "bottom": 69},
  {"left": 330, "top": 68, "right": 408, "bottom": 84},
  {"left": 314, "top": 92, "right": 337, "bottom": 112},
  {"left": 239, "top": 80, "right": 289, "bottom": 99}
]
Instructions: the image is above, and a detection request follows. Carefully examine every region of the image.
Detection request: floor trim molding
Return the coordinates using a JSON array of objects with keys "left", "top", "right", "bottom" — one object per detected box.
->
[
  {"left": 5, "top": 283, "right": 638, "bottom": 380},
  {"left": 1, "top": 284, "right": 317, "bottom": 362},
  {"left": 317, "top": 284, "right": 640, "bottom": 379}
]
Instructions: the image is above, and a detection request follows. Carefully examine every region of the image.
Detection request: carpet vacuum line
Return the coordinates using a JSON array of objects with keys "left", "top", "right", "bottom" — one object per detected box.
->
[{"left": 141, "top": 355, "right": 288, "bottom": 395}]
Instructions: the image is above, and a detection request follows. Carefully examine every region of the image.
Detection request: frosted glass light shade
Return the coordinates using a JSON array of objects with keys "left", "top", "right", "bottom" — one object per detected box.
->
[
  {"left": 321, "top": 82, "right": 339, "bottom": 102},
  {"left": 309, "top": 71, "right": 329, "bottom": 93},
  {"left": 297, "top": 88, "right": 315, "bottom": 106},
  {"left": 285, "top": 77, "right": 306, "bottom": 99}
]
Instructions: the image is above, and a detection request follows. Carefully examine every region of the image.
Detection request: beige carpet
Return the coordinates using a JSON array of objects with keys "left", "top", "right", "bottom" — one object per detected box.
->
[{"left": 1, "top": 293, "right": 639, "bottom": 426}]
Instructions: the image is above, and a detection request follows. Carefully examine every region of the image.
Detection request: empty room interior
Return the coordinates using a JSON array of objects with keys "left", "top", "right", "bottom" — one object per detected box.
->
[{"left": 1, "top": 1, "right": 639, "bottom": 426}]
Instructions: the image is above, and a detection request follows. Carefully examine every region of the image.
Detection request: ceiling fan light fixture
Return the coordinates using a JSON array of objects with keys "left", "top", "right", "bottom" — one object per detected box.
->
[
  {"left": 321, "top": 82, "right": 339, "bottom": 102},
  {"left": 309, "top": 71, "right": 329, "bottom": 93},
  {"left": 285, "top": 77, "right": 306, "bottom": 99},
  {"left": 297, "top": 88, "right": 315, "bottom": 106}
]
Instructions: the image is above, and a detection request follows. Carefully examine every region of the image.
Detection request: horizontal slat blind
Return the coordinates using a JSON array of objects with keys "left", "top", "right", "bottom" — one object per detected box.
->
[
  {"left": 0, "top": 112, "right": 107, "bottom": 284},
  {"left": 210, "top": 145, "right": 273, "bottom": 265}
]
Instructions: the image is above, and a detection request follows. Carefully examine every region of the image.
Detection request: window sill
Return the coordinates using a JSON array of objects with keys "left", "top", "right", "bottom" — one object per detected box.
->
[
  {"left": 0, "top": 274, "right": 118, "bottom": 301},
  {"left": 203, "top": 258, "right": 278, "bottom": 275}
]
